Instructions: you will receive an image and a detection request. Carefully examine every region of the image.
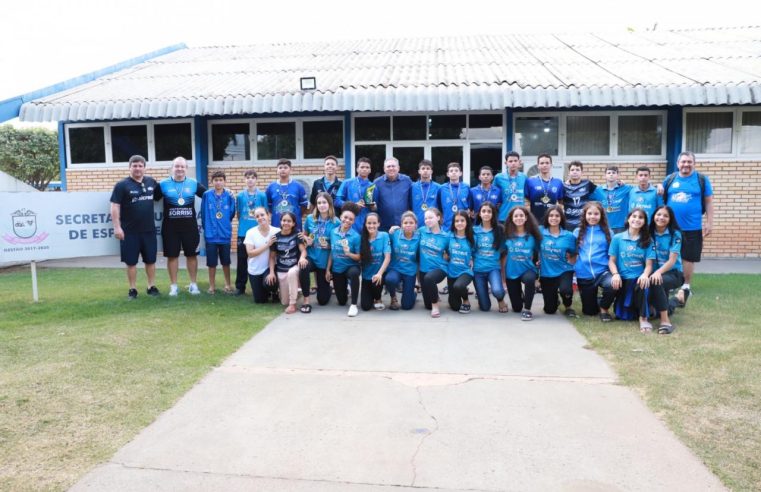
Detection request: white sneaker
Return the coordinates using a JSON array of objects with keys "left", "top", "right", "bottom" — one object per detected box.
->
[
  {"left": 169, "top": 284, "right": 179, "bottom": 297},
  {"left": 373, "top": 302, "right": 385, "bottom": 311},
  {"left": 347, "top": 304, "right": 358, "bottom": 317},
  {"left": 188, "top": 283, "right": 201, "bottom": 295}
]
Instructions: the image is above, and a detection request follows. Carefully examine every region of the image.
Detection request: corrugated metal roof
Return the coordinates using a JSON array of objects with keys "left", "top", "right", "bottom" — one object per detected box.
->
[{"left": 19, "top": 26, "right": 761, "bottom": 122}]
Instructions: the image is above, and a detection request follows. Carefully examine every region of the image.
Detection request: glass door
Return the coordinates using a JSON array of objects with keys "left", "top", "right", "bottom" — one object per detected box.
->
[{"left": 430, "top": 145, "right": 464, "bottom": 184}]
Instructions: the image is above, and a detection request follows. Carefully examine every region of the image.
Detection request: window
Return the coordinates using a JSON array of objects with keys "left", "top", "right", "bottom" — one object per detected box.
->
[
  {"left": 566, "top": 115, "right": 609, "bottom": 155},
  {"left": 686, "top": 112, "right": 733, "bottom": 154},
  {"left": 155, "top": 123, "right": 193, "bottom": 161},
  {"left": 515, "top": 117, "right": 559, "bottom": 156},
  {"left": 256, "top": 122, "right": 296, "bottom": 160},
  {"left": 69, "top": 127, "right": 106, "bottom": 164},
  {"left": 740, "top": 111, "right": 761, "bottom": 154},
  {"left": 618, "top": 115, "right": 663, "bottom": 156},
  {"left": 303, "top": 120, "right": 343, "bottom": 159},
  {"left": 111, "top": 125, "right": 148, "bottom": 162},
  {"left": 428, "top": 115, "right": 466, "bottom": 140},
  {"left": 355, "top": 145, "right": 387, "bottom": 180},
  {"left": 469, "top": 114, "right": 503, "bottom": 140},
  {"left": 355, "top": 116, "right": 390, "bottom": 141},
  {"left": 212, "top": 123, "right": 250, "bottom": 161},
  {"left": 393, "top": 116, "right": 427, "bottom": 140}
]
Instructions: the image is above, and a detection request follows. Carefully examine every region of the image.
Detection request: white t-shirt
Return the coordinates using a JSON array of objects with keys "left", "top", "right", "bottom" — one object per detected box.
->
[{"left": 244, "top": 226, "right": 281, "bottom": 275}]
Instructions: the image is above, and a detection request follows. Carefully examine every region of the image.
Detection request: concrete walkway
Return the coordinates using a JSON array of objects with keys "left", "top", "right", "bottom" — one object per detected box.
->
[{"left": 70, "top": 299, "right": 725, "bottom": 491}]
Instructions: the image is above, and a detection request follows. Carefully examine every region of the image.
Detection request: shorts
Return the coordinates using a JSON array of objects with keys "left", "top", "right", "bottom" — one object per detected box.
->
[
  {"left": 206, "top": 242, "right": 232, "bottom": 268},
  {"left": 120, "top": 231, "right": 157, "bottom": 266},
  {"left": 162, "top": 228, "right": 200, "bottom": 258},
  {"left": 680, "top": 229, "right": 703, "bottom": 262}
]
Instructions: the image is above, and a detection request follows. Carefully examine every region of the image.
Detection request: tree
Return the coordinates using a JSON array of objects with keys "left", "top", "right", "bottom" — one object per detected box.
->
[{"left": 0, "top": 125, "right": 60, "bottom": 191}]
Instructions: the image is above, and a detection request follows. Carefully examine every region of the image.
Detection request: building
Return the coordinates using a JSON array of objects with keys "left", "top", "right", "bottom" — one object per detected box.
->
[{"left": 6, "top": 27, "right": 761, "bottom": 257}]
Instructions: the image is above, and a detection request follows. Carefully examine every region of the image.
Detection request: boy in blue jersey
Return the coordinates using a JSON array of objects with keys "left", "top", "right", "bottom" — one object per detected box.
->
[
  {"left": 525, "top": 153, "right": 564, "bottom": 222},
  {"left": 591, "top": 166, "right": 632, "bottom": 233},
  {"left": 202, "top": 171, "right": 236, "bottom": 294},
  {"left": 411, "top": 159, "right": 440, "bottom": 226},
  {"left": 494, "top": 151, "right": 528, "bottom": 222},
  {"left": 235, "top": 169, "right": 268, "bottom": 295},
  {"left": 469, "top": 166, "right": 502, "bottom": 216},
  {"left": 436, "top": 162, "right": 470, "bottom": 232},
  {"left": 628, "top": 166, "right": 663, "bottom": 222},
  {"left": 335, "top": 157, "right": 374, "bottom": 232},
  {"left": 266, "top": 158, "right": 308, "bottom": 229}
]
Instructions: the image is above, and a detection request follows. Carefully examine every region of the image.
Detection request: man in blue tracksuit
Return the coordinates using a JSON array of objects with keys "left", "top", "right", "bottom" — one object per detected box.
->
[{"left": 373, "top": 156, "right": 412, "bottom": 232}]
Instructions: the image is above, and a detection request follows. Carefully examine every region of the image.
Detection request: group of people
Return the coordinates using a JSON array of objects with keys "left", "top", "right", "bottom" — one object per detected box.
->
[{"left": 110, "top": 150, "right": 713, "bottom": 333}]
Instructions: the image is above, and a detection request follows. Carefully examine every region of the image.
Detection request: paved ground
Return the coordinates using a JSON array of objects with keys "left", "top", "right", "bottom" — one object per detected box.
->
[{"left": 70, "top": 298, "right": 726, "bottom": 491}]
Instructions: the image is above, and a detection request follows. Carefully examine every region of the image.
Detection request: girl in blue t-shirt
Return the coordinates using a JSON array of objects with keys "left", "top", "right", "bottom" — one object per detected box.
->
[
  {"left": 447, "top": 211, "right": 475, "bottom": 313},
  {"left": 539, "top": 205, "right": 577, "bottom": 317},
  {"left": 473, "top": 202, "right": 508, "bottom": 313},
  {"left": 360, "top": 213, "right": 391, "bottom": 311},
  {"left": 327, "top": 203, "right": 362, "bottom": 317},
  {"left": 647, "top": 205, "right": 683, "bottom": 334},
  {"left": 574, "top": 201, "right": 616, "bottom": 320},
  {"left": 608, "top": 207, "right": 656, "bottom": 332},
  {"left": 298, "top": 192, "right": 340, "bottom": 309},
  {"left": 418, "top": 207, "right": 450, "bottom": 318},
  {"left": 502, "top": 206, "right": 541, "bottom": 321},
  {"left": 385, "top": 211, "right": 420, "bottom": 310}
]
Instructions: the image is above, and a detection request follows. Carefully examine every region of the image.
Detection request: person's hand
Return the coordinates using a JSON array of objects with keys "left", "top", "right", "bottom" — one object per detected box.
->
[
  {"left": 611, "top": 273, "right": 622, "bottom": 290},
  {"left": 114, "top": 226, "right": 124, "bottom": 241},
  {"left": 265, "top": 273, "right": 276, "bottom": 285},
  {"left": 372, "top": 273, "right": 383, "bottom": 285},
  {"left": 298, "top": 257, "right": 309, "bottom": 269},
  {"left": 325, "top": 271, "right": 332, "bottom": 282},
  {"left": 388, "top": 225, "right": 400, "bottom": 234},
  {"left": 656, "top": 184, "right": 664, "bottom": 195},
  {"left": 637, "top": 274, "right": 650, "bottom": 289},
  {"left": 649, "top": 271, "right": 663, "bottom": 285},
  {"left": 704, "top": 222, "right": 713, "bottom": 237},
  {"left": 268, "top": 236, "right": 277, "bottom": 246}
]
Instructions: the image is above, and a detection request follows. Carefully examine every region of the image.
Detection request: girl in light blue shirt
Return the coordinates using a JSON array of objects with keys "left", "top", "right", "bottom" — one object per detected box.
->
[
  {"left": 418, "top": 207, "right": 450, "bottom": 318},
  {"left": 502, "top": 205, "right": 542, "bottom": 321},
  {"left": 472, "top": 202, "right": 507, "bottom": 313},
  {"left": 447, "top": 211, "right": 475, "bottom": 313},
  {"left": 539, "top": 205, "right": 577, "bottom": 317},
  {"left": 647, "top": 205, "right": 683, "bottom": 334},
  {"left": 360, "top": 213, "right": 391, "bottom": 311},
  {"left": 385, "top": 211, "right": 420, "bottom": 310}
]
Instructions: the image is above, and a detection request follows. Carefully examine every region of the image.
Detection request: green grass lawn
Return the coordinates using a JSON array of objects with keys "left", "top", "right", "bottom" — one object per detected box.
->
[
  {"left": 0, "top": 267, "right": 281, "bottom": 491},
  {"left": 571, "top": 273, "right": 761, "bottom": 491}
]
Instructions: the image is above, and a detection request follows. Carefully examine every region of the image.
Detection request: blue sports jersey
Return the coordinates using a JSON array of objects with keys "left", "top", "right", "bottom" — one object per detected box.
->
[
  {"left": 335, "top": 177, "right": 373, "bottom": 232},
  {"left": 653, "top": 229, "right": 683, "bottom": 272},
  {"left": 418, "top": 226, "right": 450, "bottom": 273},
  {"left": 473, "top": 225, "right": 503, "bottom": 273},
  {"left": 329, "top": 227, "right": 361, "bottom": 273},
  {"left": 591, "top": 183, "right": 633, "bottom": 229},
  {"left": 468, "top": 185, "right": 502, "bottom": 215},
  {"left": 447, "top": 234, "right": 474, "bottom": 278},
  {"left": 525, "top": 176, "right": 564, "bottom": 221},
  {"left": 663, "top": 173, "right": 713, "bottom": 231},
  {"left": 266, "top": 181, "right": 308, "bottom": 228},
  {"left": 609, "top": 232, "right": 656, "bottom": 279},
  {"left": 362, "top": 231, "right": 391, "bottom": 280},
  {"left": 437, "top": 183, "right": 470, "bottom": 232},
  {"left": 628, "top": 186, "right": 663, "bottom": 222},
  {"left": 304, "top": 214, "right": 340, "bottom": 269},
  {"left": 389, "top": 229, "right": 420, "bottom": 277},
  {"left": 494, "top": 172, "right": 528, "bottom": 221},
  {"left": 411, "top": 181, "right": 441, "bottom": 226},
  {"left": 573, "top": 225, "right": 610, "bottom": 279},
  {"left": 504, "top": 234, "right": 538, "bottom": 279},
  {"left": 201, "top": 188, "right": 236, "bottom": 243},
  {"left": 236, "top": 189, "right": 268, "bottom": 238},
  {"left": 563, "top": 180, "right": 597, "bottom": 231},
  {"left": 156, "top": 177, "right": 206, "bottom": 232},
  {"left": 539, "top": 227, "right": 576, "bottom": 278}
]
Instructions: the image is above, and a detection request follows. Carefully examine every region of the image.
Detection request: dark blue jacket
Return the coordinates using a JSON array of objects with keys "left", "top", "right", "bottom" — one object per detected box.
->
[{"left": 372, "top": 174, "right": 413, "bottom": 232}]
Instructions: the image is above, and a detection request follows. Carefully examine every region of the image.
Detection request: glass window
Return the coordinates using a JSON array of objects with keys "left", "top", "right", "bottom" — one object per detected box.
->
[
  {"left": 469, "top": 114, "right": 503, "bottom": 140},
  {"left": 256, "top": 122, "right": 295, "bottom": 160},
  {"left": 428, "top": 115, "right": 466, "bottom": 140},
  {"left": 69, "top": 127, "right": 105, "bottom": 164},
  {"left": 469, "top": 143, "right": 503, "bottom": 187},
  {"left": 686, "top": 112, "right": 733, "bottom": 154},
  {"left": 393, "top": 116, "right": 427, "bottom": 140},
  {"left": 515, "top": 117, "right": 559, "bottom": 156},
  {"left": 111, "top": 125, "right": 148, "bottom": 162},
  {"left": 431, "top": 146, "right": 464, "bottom": 185},
  {"left": 354, "top": 145, "right": 386, "bottom": 180},
  {"left": 740, "top": 111, "right": 761, "bottom": 154},
  {"left": 355, "top": 116, "right": 390, "bottom": 141},
  {"left": 155, "top": 123, "right": 192, "bottom": 161},
  {"left": 567, "top": 115, "right": 610, "bottom": 156},
  {"left": 304, "top": 120, "right": 344, "bottom": 159},
  {"left": 392, "top": 147, "right": 425, "bottom": 181},
  {"left": 618, "top": 115, "right": 663, "bottom": 156},
  {"left": 211, "top": 123, "right": 250, "bottom": 161}
]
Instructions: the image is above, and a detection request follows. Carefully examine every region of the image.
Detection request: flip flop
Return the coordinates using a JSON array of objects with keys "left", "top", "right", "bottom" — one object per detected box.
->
[
  {"left": 431, "top": 308, "right": 440, "bottom": 318},
  {"left": 658, "top": 323, "right": 675, "bottom": 335},
  {"left": 639, "top": 320, "right": 653, "bottom": 333},
  {"left": 300, "top": 304, "right": 312, "bottom": 314}
]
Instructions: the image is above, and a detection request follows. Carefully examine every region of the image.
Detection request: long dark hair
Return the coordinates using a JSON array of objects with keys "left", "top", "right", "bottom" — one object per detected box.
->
[
  {"left": 505, "top": 205, "right": 541, "bottom": 245},
  {"left": 475, "top": 201, "right": 504, "bottom": 249},
  {"left": 576, "top": 201, "right": 611, "bottom": 249},
  {"left": 648, "top": 205, "right": 681, "bottom": 248},
  {"left": 626, "top": 207, "right": 652, "bottom": 249},
  {"left": 452, "top": 210, "right": 475, "bottom": 248},
  {"left": 278, "top": 211, "right": 298, "bottom": 235},
  {"left": 360, "top": 212, "right": 381, "bottom": 264},
  {"left": 542, "top": 204, "right": 567, "bottom": 231}
]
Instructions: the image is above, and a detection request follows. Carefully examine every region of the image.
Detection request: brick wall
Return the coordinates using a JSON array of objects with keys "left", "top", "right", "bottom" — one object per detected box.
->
[{"left": 65, "top": 161, "right": 759, "bottom": 258}]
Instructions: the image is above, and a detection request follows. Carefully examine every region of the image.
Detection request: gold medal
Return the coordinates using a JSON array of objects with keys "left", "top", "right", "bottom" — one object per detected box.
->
[
  {"left": 177, "top": 198, "right": 185, "bottom": 206},
  {"left": 319, "top": 236, "right": 328, "bottom": 248},
  {"left": 341, "top": 239, "right": 349, "bottom": 247},
  {"left": 421, "top": 204, "right": 428, "bottom": 211},
  {"left": 607, "top": 207, "right": 613, "bottom": 213},
  {"left": 541, "top": 195, "right": 550, "bottom": 204},
  {"left": 452, "top": 205, "right": 458, "bottom": 212},
  {"left": 248, "top": 210, "right": 256, "bottom": 217},
  {"left": 216, "top": 212, "right": 223, "bottom": 219}
]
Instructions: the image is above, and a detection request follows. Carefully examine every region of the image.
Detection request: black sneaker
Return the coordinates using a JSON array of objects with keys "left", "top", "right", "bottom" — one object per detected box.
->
[
  {"left": 128, "top": 288, "right": 138, "bottom": 300},
  {"left": 439, "top": 286, "right": 449, "bottom": 295},
  {"left": 521, "top": 310, "right": 533, "bottom": 321},
  {"left": 146, "top": 286, "right": 160, "bottom": 296},
  {"left": 459, "top": 304, "right": 471, "bottom": 314},
  {"left": 564, "top": 308, "right": 578, "bottom": 318},
  {"left": 234, "top": 290, "right": 245, "bottom": 296}
]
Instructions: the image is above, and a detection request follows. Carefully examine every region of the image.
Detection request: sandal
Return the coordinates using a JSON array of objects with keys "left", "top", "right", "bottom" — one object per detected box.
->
[
  {"left": 389, "top": 297, "right": 400, "bottom": 311},
  {"left": 285, "top": 304, "right": 297, "bottom": 314},
  {"left": 300, "top": 304, "right": 312, "bottom": 314},
  {"left": 223, "top": 286, "right": 235, "bottom": 295},
  {"left": 431, "top": 307, "right": 441, "bottom": 318},
  {"left": 207, "top": 288, "right": 216, "bottom": 295},
  {"left": 599, "top": 312, "right": 613, "bottom": 323},
  {"left": 498, "top": 301, "right": 509, "bottom": 313},
  {"left": 658, "top": 323, "right": 675, "bottom": 335},
  {"left": 639, "top": 319, "right": 653, "bottom": 333}
]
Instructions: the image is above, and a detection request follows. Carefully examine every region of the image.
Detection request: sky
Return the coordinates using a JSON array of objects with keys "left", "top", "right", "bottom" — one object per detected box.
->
[{"left": 1, "top": 0, "right": 755, "bottom": 110}]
